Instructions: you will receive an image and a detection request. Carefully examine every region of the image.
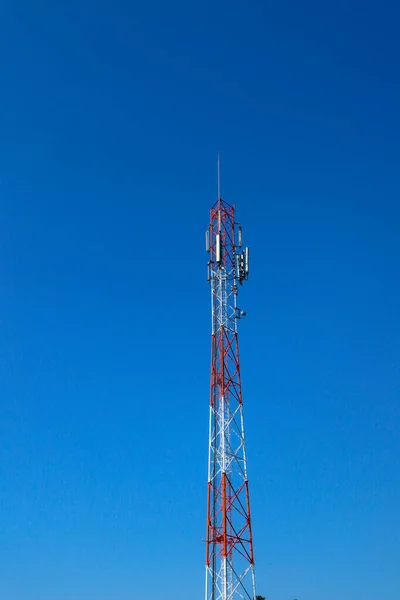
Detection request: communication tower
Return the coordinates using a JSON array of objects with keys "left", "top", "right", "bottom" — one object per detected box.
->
[{"left": 205, "top": 160, "right": 257, "bottom": 600}]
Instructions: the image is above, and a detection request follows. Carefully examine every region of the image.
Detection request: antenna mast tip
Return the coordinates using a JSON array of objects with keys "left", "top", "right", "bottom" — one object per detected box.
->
[{"left": 217, "top": 154, "right": 221, "bottom": 200}]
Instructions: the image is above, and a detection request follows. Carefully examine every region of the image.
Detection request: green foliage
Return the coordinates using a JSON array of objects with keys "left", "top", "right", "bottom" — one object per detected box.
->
[{"left": 256, "top": 596, "right": 266, "bottom": 600}]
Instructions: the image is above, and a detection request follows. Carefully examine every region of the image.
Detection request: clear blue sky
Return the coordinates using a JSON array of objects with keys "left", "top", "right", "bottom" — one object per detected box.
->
[{"left": 1, "top": 1, "right": 399, "bottom": 599}]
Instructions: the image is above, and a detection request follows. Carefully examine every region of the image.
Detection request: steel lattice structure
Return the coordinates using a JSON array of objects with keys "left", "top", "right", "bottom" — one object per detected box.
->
[{"left": 205, "top": 190, "right": 256, "bottom": 600}]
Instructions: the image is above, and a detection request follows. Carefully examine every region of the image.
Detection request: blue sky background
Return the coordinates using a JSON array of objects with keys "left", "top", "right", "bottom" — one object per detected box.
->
[{"left": 1, "top": 1, "right": 400, "bottom": 599}]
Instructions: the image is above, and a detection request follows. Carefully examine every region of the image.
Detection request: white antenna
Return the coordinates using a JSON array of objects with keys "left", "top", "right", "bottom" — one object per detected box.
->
[{"left": 217, "top": 154, "right": 221, "bottom": 199}]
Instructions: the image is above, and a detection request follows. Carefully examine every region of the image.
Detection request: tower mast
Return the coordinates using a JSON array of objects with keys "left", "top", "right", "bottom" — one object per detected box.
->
[{"left": 205, "top": 164, "right": 256, "bottom": 600}]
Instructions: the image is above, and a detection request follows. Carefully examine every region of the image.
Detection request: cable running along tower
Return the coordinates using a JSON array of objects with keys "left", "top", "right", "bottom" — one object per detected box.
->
[{"left": 205, "top": 162, "right": 256, "bottom": 600}]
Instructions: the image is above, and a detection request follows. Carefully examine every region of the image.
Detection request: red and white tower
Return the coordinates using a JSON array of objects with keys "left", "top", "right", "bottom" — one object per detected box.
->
[{"left": 205, "top": 163, "right": 256, "bottom": 600}]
